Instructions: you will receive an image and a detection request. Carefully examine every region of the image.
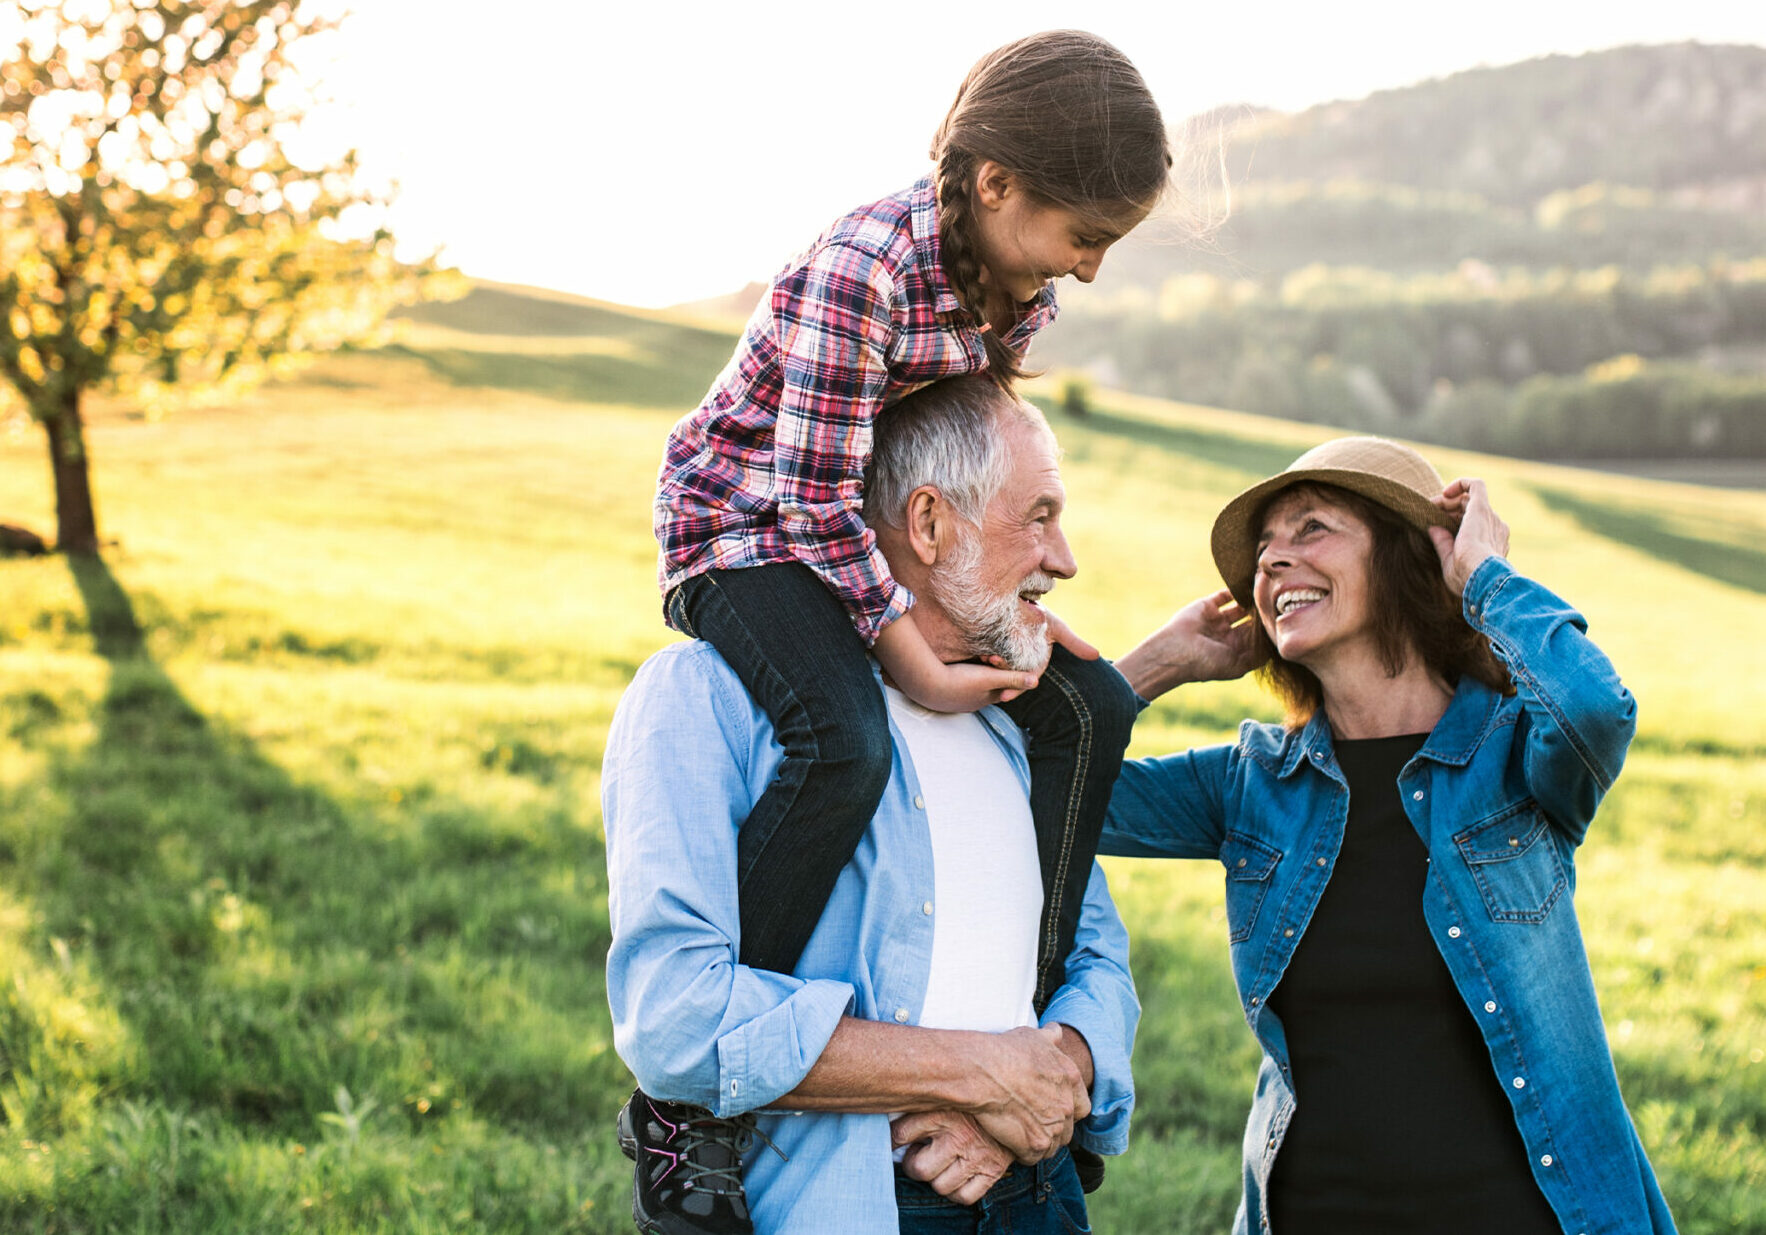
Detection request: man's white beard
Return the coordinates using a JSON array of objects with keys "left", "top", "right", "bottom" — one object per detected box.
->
[{"left": 928, "top": 528, "right": 1054, "bottom": 673}]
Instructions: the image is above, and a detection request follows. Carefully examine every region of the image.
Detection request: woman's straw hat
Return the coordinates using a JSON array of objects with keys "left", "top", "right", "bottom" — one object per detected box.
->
[{"left": 1210, "top": 436, "right": 1452, "bottom": 609}]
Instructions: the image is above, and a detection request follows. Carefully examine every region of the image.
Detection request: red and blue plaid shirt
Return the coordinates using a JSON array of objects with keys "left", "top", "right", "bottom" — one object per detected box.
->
[{"left": 654, "top": 176, "right": 1059, "bottom": 644}]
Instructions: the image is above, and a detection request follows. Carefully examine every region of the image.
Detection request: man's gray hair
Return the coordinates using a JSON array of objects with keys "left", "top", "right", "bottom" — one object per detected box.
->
[{"left": 863, "top": 376, "right": 1054, "bottom": 529}]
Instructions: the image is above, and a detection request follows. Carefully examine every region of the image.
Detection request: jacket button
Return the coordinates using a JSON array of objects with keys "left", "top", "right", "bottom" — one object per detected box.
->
[
  {"left": 1237, "top": 858, "right": 1248, "bottom": 868},
  {"left": 1315, "top": 857, "right": 1327, "bottom": 868},
  {"left": 1412, "top": 789, "right": 1424, "bottom": 801},
  {"left": 1513, "top": 1076, "right": 1526, "bottom": 1089},
  {"left": 1249, "top": 996, "right": 1260, "bottom": 1006},
  {"left": 1540, "top": 1154, "right": 1553, "bottom": 1167},
  {"left": 1448, "top": 926, "right": 1461, "bottom": 938},
  {"left": 1283, "top": 928, "right": 1295, "bottom": 938},
  {"left": 1485, "top": 1000, "right": 1497, "bottom": 1013}
]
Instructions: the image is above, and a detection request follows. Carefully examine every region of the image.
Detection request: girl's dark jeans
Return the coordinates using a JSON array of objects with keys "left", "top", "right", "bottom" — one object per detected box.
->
[{"left": 667, "top": 562, "right": 1138, "bottom": 986}]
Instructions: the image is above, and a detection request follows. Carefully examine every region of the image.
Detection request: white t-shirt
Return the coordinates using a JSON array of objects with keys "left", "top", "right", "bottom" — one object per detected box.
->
[{"left": 883, "top": 686, "right": 1043, "bottom": 1034}]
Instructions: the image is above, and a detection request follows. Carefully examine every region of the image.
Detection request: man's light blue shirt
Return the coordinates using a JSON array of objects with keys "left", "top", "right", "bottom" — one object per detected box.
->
[{"left": 603, "top": 640, "right": 1139, "bottom": 1234}]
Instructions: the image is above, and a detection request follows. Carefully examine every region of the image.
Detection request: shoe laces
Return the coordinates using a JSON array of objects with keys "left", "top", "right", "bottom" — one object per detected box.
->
[{"left": 672, "top": 1111, "right": 787, "bottom": 1195}]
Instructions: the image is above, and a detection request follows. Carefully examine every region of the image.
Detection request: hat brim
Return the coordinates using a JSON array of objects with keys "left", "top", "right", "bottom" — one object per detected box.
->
[{"left": 1210, "top": 467, "right": 1455, "bottom": 611}]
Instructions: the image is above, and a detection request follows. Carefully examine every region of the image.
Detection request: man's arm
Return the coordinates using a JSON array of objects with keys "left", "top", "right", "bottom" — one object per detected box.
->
[
  {"left": 603, "top": 644, "right": 860, "bottom": 1116},
  {"left": 780, "top": 1017, "right": 1089, "bottom": 1163}
]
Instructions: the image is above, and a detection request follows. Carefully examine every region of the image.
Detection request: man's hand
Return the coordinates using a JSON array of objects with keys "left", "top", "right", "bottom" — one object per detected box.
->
[
  {"left": 962, "top": 1025, "right": 1090, "bottom": 1164},
  {"left": 891, "top": 1109, "right": 1014, "bottom": 1205},
  {"left": 1430, "top": 478, "right": 1508, "bottom": 597},
  {"left": 1114, "top": 588, "right": 1263, "bottom": 702}
]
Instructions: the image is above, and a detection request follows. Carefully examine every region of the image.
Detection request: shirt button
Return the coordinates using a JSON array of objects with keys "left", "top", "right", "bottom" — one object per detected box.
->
[
  {"left": 1540, "top": 1154, "right": 1554, "bottom": 1167},
  {"left": 894, "top": 1008, "right": 910, "bottom": 1023},
  {"left": 1283, "top": 928, "right": 1295, "bottom": 938},
  {"left": 1316, "top": 857, "right": 1327, "bottom": 868},
  {"left": 1237, "top": 858, "right": 1248, "bottom": 868},
  {"left": 1513, "top": 1076, "right": 1526, "bottom": 1089},
  {"left": 1485, "top": 1000, "right": 1497, "bottom": 1013},
  {"left": 1448, "top": 926, "right": 1462, "bottom": 938},
  {"left": 1249, "top": 995, "right": 1260, "bottom": 1006},
  {"left": 1412, "top": 789, "right": 1424, "bottom": 801},
  {"left": 913, "top": 795, "right": 925, "bottom": 810},
  {"left": 730, "top": 1081, "right": 740, "bottom": 1096},
  {"left": 921, "top": 901, "right": 934, "bottom": 916}
]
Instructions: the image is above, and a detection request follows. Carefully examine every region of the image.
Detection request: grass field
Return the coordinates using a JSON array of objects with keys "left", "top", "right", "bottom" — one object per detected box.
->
[{"left": 0, "top": 283, "right": 1762, "bottom": 1232}]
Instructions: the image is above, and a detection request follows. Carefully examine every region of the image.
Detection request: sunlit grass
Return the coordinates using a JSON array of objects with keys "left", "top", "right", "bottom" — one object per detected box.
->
[{"left": 0, "top": 289, "right": 1761, "bottom": 1231}]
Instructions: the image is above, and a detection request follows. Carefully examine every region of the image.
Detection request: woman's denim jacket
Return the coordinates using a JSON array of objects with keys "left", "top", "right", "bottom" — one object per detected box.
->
[{"left": 1102, "top": 558, "right": 1676, "bottom": 1235}]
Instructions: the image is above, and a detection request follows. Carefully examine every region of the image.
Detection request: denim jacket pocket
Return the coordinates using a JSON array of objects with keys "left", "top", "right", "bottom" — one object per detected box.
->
[
  {"left": 1453, "top": 800, "right": 1567, "bottom": 924},
  {"left": 1222, "top": 832, "right": 1283, "bottom": 943}
]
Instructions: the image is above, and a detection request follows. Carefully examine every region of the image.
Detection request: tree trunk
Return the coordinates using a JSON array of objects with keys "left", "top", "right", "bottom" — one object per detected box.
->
[{"left": 40, "top": 386, "right": 100, "bottom": 556}]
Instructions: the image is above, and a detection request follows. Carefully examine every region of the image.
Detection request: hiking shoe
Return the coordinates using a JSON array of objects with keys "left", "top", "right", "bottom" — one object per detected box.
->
[{"left": 618, "top": 1087, "right": 756, "bottom": 1235}]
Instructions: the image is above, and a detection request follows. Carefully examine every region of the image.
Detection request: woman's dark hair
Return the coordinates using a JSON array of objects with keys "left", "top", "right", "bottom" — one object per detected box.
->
[
  {"left": 930, "top": 30, "right": 1170, "bottom": 383},
  {"left": 1252, "top": 483, "right": 1513, "bottom": 729}
]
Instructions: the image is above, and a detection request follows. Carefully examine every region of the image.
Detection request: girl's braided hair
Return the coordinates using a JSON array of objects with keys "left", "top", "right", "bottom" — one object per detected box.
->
[{"left": 931, "top": 30, "right": 1172, "bottom": 383}]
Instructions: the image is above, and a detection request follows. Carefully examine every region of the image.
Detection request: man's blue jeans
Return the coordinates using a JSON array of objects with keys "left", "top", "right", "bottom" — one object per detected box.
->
[{"left": 895, "top": 1148, "right": 1091, "bottom": 1234}]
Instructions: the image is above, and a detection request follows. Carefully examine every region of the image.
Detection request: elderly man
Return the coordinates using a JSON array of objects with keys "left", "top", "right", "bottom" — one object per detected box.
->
[{"left": 602, "top": 375, "right": 1139, "bottom": 1234}]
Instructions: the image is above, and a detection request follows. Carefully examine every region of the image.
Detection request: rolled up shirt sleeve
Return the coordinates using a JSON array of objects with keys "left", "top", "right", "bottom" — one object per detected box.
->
[
  {"left": 603, "top": 642, "right": 856, "bottom": 1116},
  {"left": 1038, "top": 860, "right": 1139, "bottom": 1156}
]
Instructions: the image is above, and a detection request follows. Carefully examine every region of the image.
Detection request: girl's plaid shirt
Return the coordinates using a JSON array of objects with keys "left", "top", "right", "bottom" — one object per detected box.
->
[{"left": 654, "top": 176, "right": 1058, "bottom": 644}]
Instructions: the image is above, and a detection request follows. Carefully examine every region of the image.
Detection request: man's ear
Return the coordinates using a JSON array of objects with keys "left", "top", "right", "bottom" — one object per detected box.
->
[{"left": 904, "top": 485, "right": 946, "bottom": 566}]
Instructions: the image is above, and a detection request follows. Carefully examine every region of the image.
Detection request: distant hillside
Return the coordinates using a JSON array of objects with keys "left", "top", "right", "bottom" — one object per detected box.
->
[
  {"left": 1100, "top": 41, "right": 1766, "bottom": 286},
  {"left": 386, "top": 280, "right": 736, "bottom": 411},
  {"left": 1026, "top": 43, "right": 1766, "bottom": 462},
  {"left": 668, "top": 282, "right": 766, "bottom": 332},
  {"left": 1233, "top": 42, "right": 1766, "bottom": 206}
]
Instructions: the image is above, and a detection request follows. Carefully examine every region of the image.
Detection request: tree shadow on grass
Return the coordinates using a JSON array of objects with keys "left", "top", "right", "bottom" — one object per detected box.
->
[
  {"left": 1, "top": 556, "right": 628, "bottom": 1223},
  {"left": 1531, "top": 485, "right": 1766, "bottom": 596}
]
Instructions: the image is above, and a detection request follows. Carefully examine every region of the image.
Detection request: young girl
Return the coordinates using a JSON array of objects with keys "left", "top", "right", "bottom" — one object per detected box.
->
[{"left": 623, "top": 30, "right": 1170, "bottom": 1234}]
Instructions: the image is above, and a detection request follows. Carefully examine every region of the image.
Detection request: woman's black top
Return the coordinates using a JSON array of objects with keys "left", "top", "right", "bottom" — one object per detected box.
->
[{"left": 1265, "top": 733, "right": 1562, "bottom": 1235}]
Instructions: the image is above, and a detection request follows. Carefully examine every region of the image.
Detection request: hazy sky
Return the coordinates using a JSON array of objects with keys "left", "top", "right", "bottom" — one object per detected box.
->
[{"left": 313, "top": 1, "right": 1765, "bottom": 308}]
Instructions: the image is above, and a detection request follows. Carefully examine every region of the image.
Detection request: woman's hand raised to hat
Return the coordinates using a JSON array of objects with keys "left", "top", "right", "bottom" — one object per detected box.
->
[
  {"left": 1115, "top": 588, "right": 1265, "bottom": 702},
  {"left": 1430, "top": 478, "right": 1509, "bottom": 597}
]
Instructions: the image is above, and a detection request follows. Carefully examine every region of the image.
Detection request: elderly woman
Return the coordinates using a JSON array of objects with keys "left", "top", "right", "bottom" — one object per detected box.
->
[{"left": 1107, "top": 437, "right": 1675, "bottom": 1234}]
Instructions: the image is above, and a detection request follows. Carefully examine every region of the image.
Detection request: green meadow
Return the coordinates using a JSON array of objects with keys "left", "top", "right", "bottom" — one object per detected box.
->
[{"left": 1, "top": 283, "right": 1762, "bottom": 1233}]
